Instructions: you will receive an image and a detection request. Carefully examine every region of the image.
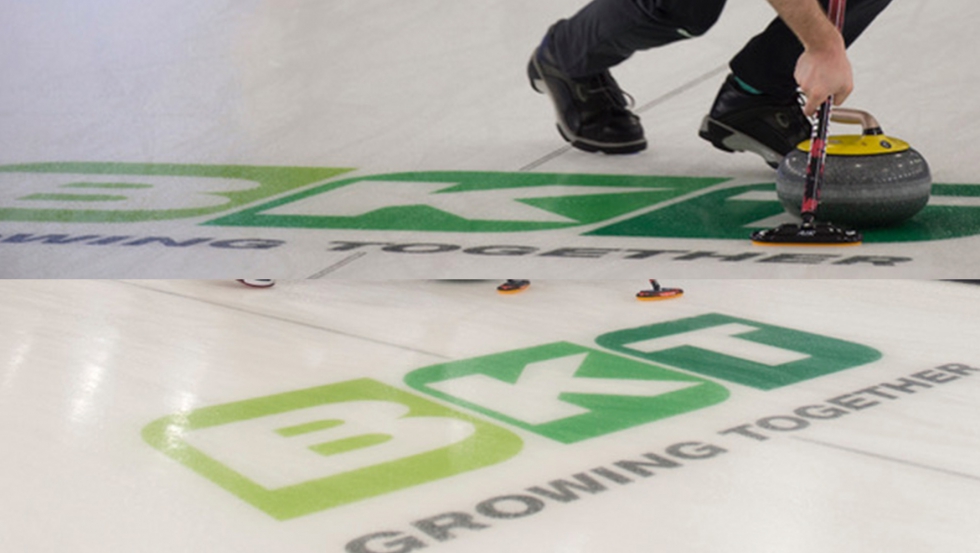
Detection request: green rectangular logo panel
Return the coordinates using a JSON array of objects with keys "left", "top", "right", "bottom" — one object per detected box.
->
[
  {"left": 0, "top": 162, "right": 352, "bottom": 222},
  {"left": 404, "top": 342, "right": 729, "bottom": 444},
  {"left": 142, "top": 378, "right": 522, "bottom": 520},
  {"left": 205, "top": 171, "right": 727, "bottom": 232},
  {"left": 595, "top": 314, "right": 882, "bottom": 390}
]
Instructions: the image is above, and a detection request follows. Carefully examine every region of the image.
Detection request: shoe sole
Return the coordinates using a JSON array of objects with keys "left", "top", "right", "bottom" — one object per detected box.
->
[
  {"left": 698, "top": 116, "right": 783, "bottom": 169},
  {"left": 528, "top": 54, "right": 647, "bottom": 155}
]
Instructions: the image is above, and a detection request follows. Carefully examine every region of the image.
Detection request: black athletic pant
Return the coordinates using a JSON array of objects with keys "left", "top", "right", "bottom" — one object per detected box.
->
[{"left": 549, "top": 0, "right": 893, "bottom": 99}]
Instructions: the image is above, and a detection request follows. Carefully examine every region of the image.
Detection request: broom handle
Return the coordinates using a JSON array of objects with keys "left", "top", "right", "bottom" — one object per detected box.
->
[{"left": 800, "top": 0, "right": 847, "bottom": 224}]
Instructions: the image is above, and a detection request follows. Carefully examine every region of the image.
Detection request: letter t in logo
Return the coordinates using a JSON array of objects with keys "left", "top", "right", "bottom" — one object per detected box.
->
[{"left": 596, "top": 314, "right": 882, "bottom": 390}]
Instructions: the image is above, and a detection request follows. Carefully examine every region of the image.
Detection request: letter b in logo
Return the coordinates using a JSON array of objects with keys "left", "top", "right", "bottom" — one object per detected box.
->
[{"left": 142, "top": 379, "right": 522, "bottom": 519}]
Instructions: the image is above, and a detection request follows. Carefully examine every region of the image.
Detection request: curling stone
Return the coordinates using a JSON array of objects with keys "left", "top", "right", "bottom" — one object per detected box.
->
[{"left": 776, "top": 108, "right": 931, "bottom": 227}]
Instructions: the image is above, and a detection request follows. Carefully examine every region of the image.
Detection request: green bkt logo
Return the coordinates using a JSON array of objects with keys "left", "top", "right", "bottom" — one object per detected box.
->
[
  {"left": 207, "top": 170, "right": 980, "bottom": 243},
  {"left": 6, "top": 162, "right": 980, "bottom": 243},
  {"left": 141, "top": 379, "right": 522, "bottom": 520},
  {"left": 596, "top": 314, "right": 882, "bottom": 390},
  {"left": 404, "top": 342, "right": 728, "bottom": 444},
  {"left": 205, "top": 171, "right": 727, "bottom": 232},
  {"left": 143, "top": 313, "right": 881, "bottom": 520},
  {"left": 0, "top": 162, "right": 352, "bottom": 222}
]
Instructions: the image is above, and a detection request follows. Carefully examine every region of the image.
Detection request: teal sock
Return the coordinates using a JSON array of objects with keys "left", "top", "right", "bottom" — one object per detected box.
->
[{"left": 733, "top": 75, "right": 763, "bottom": 95}]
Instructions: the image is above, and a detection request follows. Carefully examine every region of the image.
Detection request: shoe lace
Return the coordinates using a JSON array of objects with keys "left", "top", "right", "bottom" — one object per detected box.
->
[{"left": 581, "top": 72, "right": 635, "bottom": 112}]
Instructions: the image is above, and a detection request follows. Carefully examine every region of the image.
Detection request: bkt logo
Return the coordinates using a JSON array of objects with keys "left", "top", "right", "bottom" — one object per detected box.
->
[
  {"left": 142, "top": 314, "right": 881, "bottom": 520},
  {"left": 5, "top": 162, "right": 980, "bottom": 242}
]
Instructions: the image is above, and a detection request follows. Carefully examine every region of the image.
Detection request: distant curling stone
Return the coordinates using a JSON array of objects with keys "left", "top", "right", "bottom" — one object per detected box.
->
[
  {"left": 497, "top": 280, "right": 531, "bottom": 294},
  {"left": 636, "top": 280, "right": 683, "bottom": 301},
  {"left": 775, "top": 108, "right": 931, "bottom": 227},
  {"left": 238, "top": 279, "right": 276, "bottom": 288}
]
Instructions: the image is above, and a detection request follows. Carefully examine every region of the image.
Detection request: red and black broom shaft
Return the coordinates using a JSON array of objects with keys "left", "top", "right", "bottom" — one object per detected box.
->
[
  {"left": 800, "top": 0, "right": 847, "bottom": 225},
  {"left": 800, "top": 97, "right": 833, "bottom": 223}
]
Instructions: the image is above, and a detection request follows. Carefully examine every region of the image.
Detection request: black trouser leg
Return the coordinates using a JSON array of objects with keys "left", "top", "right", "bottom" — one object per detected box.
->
[
  {"left": 548, "top": 0, "right": 892, "bottom": 95},
  {"left": 550, "top": 0, "right": 728, "bottom": 78},
  {"left": 731, "top": 0, "right": 894, "bottom": 98}
]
